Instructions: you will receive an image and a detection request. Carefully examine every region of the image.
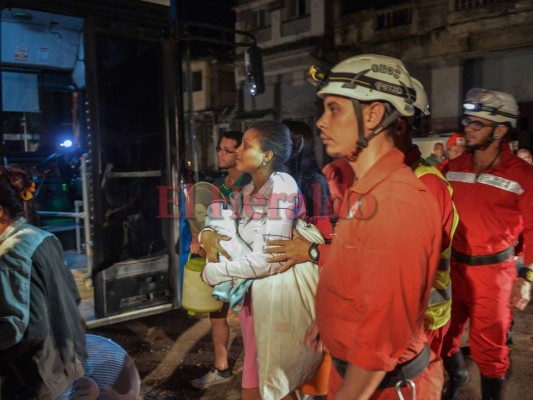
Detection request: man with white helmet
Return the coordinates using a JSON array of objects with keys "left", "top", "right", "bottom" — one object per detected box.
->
[
  {"left": 441, "top": 88, "right": 533, "bottom": 400},
  {"left": 269, "top": 76, "right": 457, "bottom": 361},
  {"left": 300, "top": 54, "right": 443, "bottom": 399}
]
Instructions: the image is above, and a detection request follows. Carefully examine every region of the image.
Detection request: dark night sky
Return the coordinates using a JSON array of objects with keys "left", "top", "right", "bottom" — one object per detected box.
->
[
  {"left": 175, "top": 0, "right": 240, "bottom": 58},
  {"left": 176, "top": 0, "right": 237, "bottom": 29}
]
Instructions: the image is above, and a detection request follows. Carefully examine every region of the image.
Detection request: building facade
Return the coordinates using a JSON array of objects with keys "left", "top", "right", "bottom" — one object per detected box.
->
[
  {"left": 233, "top": 0, "right": 335, "bottom": 127},
  {"left": 188, "top": 60, "right": 237, "bottom": 174},
  {"left": 335, "top": 0, "right": 533, "bottom": 147},
  {"left": 234, "top": 0, "right": 533, "bottom": 148}
]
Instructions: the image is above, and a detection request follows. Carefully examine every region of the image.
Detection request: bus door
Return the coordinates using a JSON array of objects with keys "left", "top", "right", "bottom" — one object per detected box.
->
[{"left": 82, "top": 16, "right": 181, "bottom": 325}]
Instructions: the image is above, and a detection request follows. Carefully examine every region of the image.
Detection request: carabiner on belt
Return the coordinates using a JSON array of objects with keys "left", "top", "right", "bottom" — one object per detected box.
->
[{"left": 395, "top": 379, "right": 416, "bottom": 400}]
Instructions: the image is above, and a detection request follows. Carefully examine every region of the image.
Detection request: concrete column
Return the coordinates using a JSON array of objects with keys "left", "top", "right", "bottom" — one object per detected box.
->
[
  {"left": 431, "top": 61, "right": 463, "bottom": 133},
  {"left": 271, "top": 9, "right": 281, "bottom": 42},
  {"left": 310, "top": 0, "right": 325, "bottom": 36}
]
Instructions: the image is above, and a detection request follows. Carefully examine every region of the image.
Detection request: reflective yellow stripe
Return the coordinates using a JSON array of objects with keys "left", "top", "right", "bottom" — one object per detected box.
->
[
  {"left": 425, "top": 300, "right": 452, "bottom": 330},
  {"left": 413, "top": 161, "right": 459, "bottom": 331},
  {"left": 432, "top": 262, "right": 451, "bottom": 290}
]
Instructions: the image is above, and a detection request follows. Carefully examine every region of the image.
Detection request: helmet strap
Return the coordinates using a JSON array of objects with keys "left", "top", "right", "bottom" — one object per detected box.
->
[
  {"left": 345, "top": 99, "right": 365, "bottom": 161},
  {"left": 345, "top": 106, "right": 401, "bottom": 162}
]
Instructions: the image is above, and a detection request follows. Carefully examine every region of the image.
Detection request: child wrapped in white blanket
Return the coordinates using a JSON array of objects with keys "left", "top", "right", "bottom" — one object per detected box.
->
[{"left": 203, "top": 199, "right": 253, "bottom": 311}]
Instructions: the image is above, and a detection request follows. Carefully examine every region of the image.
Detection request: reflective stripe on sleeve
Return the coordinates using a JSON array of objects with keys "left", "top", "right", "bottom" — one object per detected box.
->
[
  {"left": 446, "top": 171, "right": 476, "bottom": 183},
  {"left": 477, "top": 174, "right": 524, "bottom": 195},
  {"left": 446, "top": 172, "right": 524, "bottom": 195}
]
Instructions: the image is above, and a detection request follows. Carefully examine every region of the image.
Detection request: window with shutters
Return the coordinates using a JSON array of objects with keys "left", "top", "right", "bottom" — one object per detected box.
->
[
  {"left": 286, "top": 0, "right": 308, "bottom": 20},
  {"left": 192, "top": 70, "right": 202, "bottom": 92},
  {"left": 376, "top": 6, "right": 412, "bottom": 30},
  {"left": 249, "top": 8, "right": 269, "bottom": 30}
]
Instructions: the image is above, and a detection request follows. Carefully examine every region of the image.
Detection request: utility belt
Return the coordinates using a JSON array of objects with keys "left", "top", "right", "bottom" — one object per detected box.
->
[
  {"left": 452, "top": 246, "right": 514, "bottom": 266},
  {"left": 331, "top": 344, "right": 430, "bottom": 389}
]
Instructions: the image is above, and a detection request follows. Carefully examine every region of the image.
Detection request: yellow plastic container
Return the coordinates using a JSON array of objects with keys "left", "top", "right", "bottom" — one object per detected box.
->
[{"left": 182, "top": 255, "right": 222, "bottom": 315}]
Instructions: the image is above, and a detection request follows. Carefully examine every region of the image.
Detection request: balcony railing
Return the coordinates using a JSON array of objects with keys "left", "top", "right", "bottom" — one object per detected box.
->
[{"left": 455, "top": 0, "right": 510, "bottom": 11}]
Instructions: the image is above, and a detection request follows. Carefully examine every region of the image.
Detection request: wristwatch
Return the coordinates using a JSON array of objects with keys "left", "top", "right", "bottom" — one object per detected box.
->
[{"left": 308, "top": 243, "right": 320, "bottom": 263}]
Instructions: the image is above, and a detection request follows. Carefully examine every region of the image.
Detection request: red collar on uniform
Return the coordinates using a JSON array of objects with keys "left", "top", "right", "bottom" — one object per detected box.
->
[
  {"left": 349, "top": 148, "right": 406, "bottom": 195},
  {"left": 449, "top": 144, "right": 513, "bottom": 173}
]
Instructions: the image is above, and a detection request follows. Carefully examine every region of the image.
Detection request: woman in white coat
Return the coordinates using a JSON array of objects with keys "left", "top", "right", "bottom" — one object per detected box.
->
[{"left": 200, "top": 121, "right": 306, "bottom": 400}]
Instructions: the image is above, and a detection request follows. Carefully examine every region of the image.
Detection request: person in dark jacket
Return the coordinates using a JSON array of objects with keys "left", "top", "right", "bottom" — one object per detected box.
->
[
  {"left": 0, "top": 166, "right": 86, "bottom": 399},
  {"left": 283, "top": 120, "right": 331, "bottom": 218},
  {"left": 0, "top": 166, "right": 140, "bottom": 400}
]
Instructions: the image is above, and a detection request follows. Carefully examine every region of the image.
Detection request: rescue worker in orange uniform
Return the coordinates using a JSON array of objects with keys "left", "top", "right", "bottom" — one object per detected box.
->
[
  {"left": 300, "top": 54, "right": 442, "bottom": 399},
  {"left": 263, "top": 69, "right": 453, "bottom": 400},
  {"left": 266, "top": 78, "right": 458, "bottom": 364},
  {"left": 441, "top": 88, "right": 533, "bottom": 400}
]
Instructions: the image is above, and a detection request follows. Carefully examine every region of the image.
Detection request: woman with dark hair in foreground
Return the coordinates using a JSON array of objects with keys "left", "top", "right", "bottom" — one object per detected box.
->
[{"left": 0, "top": 166, "right": 140, "bottom": 400}]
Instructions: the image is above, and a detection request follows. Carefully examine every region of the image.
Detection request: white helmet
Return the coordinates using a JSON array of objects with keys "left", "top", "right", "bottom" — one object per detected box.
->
[
  {"left": 317, "top": 54, "right": 416, "bottom": 117},
  {"left": 463, "top": 88, "right": 518, "bottom": 128},
  {"left": 411, "top": 77, "right": 431, "bottom": 117}
]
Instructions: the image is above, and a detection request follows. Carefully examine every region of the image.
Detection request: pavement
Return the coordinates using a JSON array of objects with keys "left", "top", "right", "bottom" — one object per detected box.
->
[
  {"left": 88, "top": 302, "right": 533, "bottom": 400},
  {"left": 68, "top": 247, "right": 533, "bottom": 400},
  {"left": 90, "top": 309, "right": 243, "bottom": 400}
]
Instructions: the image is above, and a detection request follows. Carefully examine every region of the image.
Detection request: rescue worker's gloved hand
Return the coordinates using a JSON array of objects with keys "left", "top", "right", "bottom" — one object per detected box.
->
[
  {"left": 200, "top": 230, "right": 231, "bottom": 263},
  {"left": 265, "top": 228, "right": 311, "bottom": 272},
  {"left": 509, "top": 278, "right": 531, "bottom": 311}
]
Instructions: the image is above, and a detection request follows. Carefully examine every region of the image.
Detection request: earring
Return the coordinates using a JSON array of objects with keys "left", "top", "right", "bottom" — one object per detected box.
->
[{"left": 262, "top": 160, "right": 267, "bottom": 166}]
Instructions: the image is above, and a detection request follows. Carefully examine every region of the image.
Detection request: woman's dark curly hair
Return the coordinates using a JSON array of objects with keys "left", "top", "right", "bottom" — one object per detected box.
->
[{"left": 0, "top": 166, "right": 33, "bottom": 219}]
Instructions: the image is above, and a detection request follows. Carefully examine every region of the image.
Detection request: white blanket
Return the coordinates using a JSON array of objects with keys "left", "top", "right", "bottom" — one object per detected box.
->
[{"left": 252, "top": 219, "right": 325, "bottom": 400}]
